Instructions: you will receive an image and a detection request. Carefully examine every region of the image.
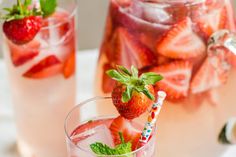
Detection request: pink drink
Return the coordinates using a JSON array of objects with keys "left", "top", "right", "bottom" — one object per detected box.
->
[
  {"left": 96, "top": 0, "right": 236, "bottom": 156},
  {"left": 2, "top": 2, "right": 77, "bottom": 157},
  {"left": 65, "top": 97, "right": 157, "bottom": 157},
  {"left": 97, "top": 0, "right": 236, "bottom": 97}
]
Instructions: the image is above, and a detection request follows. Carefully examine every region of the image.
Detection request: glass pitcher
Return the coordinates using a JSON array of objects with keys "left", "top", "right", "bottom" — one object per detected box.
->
[{"left": 95, "top": 0, "right": 236, "bottom": 156}]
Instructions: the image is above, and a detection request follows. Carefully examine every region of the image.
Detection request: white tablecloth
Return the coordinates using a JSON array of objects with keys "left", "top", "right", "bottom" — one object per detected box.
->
[{"left": 0, "top": 49, "right": 99, "bottom": 157}]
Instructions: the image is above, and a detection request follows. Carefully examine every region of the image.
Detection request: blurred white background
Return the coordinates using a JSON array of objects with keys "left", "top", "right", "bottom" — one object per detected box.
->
[{"left": 77, "top": 0, "right": 109, "bottom": 50}]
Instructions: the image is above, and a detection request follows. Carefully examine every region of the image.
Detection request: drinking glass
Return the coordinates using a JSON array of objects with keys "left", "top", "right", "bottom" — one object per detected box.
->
[
  {"left": 65, "top": 97, "right": 157, "bottom": 157},
  {"left": 95, "top": 0, "right": 236, "bottom": 156},
  {"left": 1, "top": 0, "right": 77, "bottom": 157}
]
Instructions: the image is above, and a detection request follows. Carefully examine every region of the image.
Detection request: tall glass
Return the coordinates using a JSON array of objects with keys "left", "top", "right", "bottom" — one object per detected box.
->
[
  {"left": 1, "top": 0, "right": 77, "bottom": 157},
  {"left": 96, "top": 0, "right": 236, "bottom": 156},
  {"left": 65, "top": 97, "right": 157, "bottom": 157}
]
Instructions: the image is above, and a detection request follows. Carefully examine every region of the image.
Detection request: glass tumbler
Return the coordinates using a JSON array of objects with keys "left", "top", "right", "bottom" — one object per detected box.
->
[
  {"left": 65, "top": 97, "right": 157, "bottom": 157},
  {"left": 1, "top": 0, "right": 77, "bottom": 157}
]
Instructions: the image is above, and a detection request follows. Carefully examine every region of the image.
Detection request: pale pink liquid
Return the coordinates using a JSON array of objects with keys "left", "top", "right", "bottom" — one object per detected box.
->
[
  {"left": 69, "top": 118, "right": 156, "bottom": 157},
  {"left": 3, "top": 9, "right": 76, "bottom": 157},
  {"left": 95, "top": 0, "right": 236, "bottom": 156}
]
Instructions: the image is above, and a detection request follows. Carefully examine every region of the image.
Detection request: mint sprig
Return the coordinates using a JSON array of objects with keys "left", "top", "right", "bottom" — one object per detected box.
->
[
  {"left": 90, "top": 132, "right": 132, "bottom": 156},
  {"left": 40, "top": 0, "right": 57, "bottom": 17},
  {"left": 106, "top": 65, "right": 163, "bottom": 103}
]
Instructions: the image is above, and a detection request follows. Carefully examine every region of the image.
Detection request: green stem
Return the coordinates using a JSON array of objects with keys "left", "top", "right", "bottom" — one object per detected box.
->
[{"left": 17, "top": 0, "right": 23, "bottom": 14}]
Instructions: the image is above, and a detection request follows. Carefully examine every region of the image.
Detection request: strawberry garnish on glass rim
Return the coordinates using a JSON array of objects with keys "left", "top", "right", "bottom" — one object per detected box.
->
[
  {"left": 1, "top": 0, "right": 57, "bottom": 45},
  {"left": 106, "top": 65, "right": 163, "bottom": 120}
]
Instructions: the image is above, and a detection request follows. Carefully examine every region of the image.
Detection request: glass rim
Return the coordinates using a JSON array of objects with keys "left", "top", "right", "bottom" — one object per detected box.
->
[
  {"left": 64, "top": 96, "right": 157, "bottom": 157},
  {"left": 40, "top": 0, "right": 78, "bottom": 30}
]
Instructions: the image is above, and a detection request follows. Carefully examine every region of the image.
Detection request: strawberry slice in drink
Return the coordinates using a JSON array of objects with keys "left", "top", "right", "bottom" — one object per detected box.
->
[
  {"left": 8, "top": 40, "right": 40, "bottom": 67},
  {"left": 41, "top": 10, "right": 72, "bottom": 41},
  {"left": 109, "top": 116, "right": 141, "bottom": 151},
  {"left": 112, "top": 27, "right": 155, "bottom": 69},
  {"left": 191, "top": 47, "right": 231, "bottom": 94},
  {"left": 23, "top": 55, "right": 63, "bottom": 79},
  {"left": 194, "top": 6, "right": 227, "bottom": 38},
  {"left": 63, "top": 52, "right": 76, "bottom": 79},
  {"left": 156, "top": 17, "right": 206, "bottom": 59},
  {"left": 150, "top": 61, "right": 193, "bottom": 100}
]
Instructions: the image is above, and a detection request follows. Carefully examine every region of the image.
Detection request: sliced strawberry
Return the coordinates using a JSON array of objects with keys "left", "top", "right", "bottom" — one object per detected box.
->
[
  {"left": 102, "top": 63, "right": 116, "bottom": 93},
  {"left": 195, "top": 6, "right": 227, "bottom": 37},
  {"left": 109, "top": 116, "right": 141, "bottom": 150},
  {"left": 228, "top": 54, "right": 236, "bottom": 68},
  {"left": 112, "top": 27, "right": 155, "bottom": 69},
  {"left": 150, "top": 61, "right": 193, "bottom": 100},
  {"left": 23, "top": 55, "right": 63, "bottom": 79},
  {"left": 8, "top": 40, "right": 40, "bottom": 67},
  {"left": 156, "top": 17, "right": 206, "bottom": 59},
  {"left": 191, "top": 50, "right": 230, "bottom": 93},
  {"left": 41, "top": 11, "right": 73, "bottom": 40},
  {"left": 63, "top": 52, "right": 76, "bottom": 79}
]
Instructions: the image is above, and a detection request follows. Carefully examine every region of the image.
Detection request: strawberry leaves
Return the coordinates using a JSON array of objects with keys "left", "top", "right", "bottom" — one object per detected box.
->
[
  {"left": 106, "top": 65, "right": 163, "bottom": 102},
  {"left": 40, "top": 0, "right": 57, "bottom": 17},
  {"left": 90, "top": 132, "right": 132, "bottom": 156},
  {"left": 2, "top": 0, "right": 42, "bottom": 21},
  {"left": 1, "top": 0, "right": 57, "bottom": 21}
]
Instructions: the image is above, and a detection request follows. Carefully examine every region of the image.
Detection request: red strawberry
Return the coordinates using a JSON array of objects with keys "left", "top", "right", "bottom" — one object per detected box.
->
[
  {"left": 107, "top": 65, "right": 162, "bottom": 119},
  {"left": 3, "top": 16, "right": 42, "bottom": 45},
  {"left": 63, "top": 52, "right": 76, "bottom": 79},
  {"left": 23, "top": 55, "right": 63, "bottom": 79},
  {"left": 8, "top": 40, "right": 40, "bottom": 66},
  {"left": 109, "top": 116, "right": 141, "bottom": 150},
  {"left": 112, "top": 27, "right": 155, "bottom": 69},
  {"left": 102, "top": 63, "right": 116, "bottom": 93},
  {"left": 2, "top": 0, "right": 44, "bottom": 45},
  {"left": 112, "top": 84, "right": 155, "bottom": 119},
  {"left": 191, "top": 48, "right": 230, "bottom": 93},
  {"left": 150, "top": 61, "right": 193, "bottom": 100},
  {"left": 156, "top": 17, "right": 206, "bottom": 59},
  {"left": 195, "top": 7, "right": 227, "bottom": 37}
]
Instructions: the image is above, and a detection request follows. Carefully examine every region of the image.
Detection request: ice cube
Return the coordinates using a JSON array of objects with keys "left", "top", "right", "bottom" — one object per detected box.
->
[
  {"left": 142, "top": 2, "right": 171, "bottom": 23},
  {"left": 127, "top": 0, "right": 171, "bottom": 23},
  {"left": 71, "top": 125, "right": 114, "bottom": 155}
]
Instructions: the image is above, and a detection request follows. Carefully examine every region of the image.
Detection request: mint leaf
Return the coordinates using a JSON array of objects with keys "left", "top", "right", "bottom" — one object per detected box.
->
[
  {"left": 140, "top": 72, "right": 163, "bottom": 85},
  {"left": 90, "top": 143, "right": 115, "bottom": 155},
  {"left": 40, "top": 0, "right": 57, "bottom": 17},
  {"left": 90, "top": 133, "right": 132, "bottom": 156}
]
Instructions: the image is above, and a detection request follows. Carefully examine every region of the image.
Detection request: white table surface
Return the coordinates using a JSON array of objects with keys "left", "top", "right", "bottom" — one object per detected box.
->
[{"left": 0, "top": 49, "right": 99, "bottom": 157}]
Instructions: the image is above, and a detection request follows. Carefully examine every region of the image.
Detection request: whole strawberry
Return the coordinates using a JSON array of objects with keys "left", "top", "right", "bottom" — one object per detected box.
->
[
  {"left": 106, "top": 65, "right": 163, "bottom": 119},
  {"left": 2, "top": 0, "right": 43, "bottom": 44}
]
